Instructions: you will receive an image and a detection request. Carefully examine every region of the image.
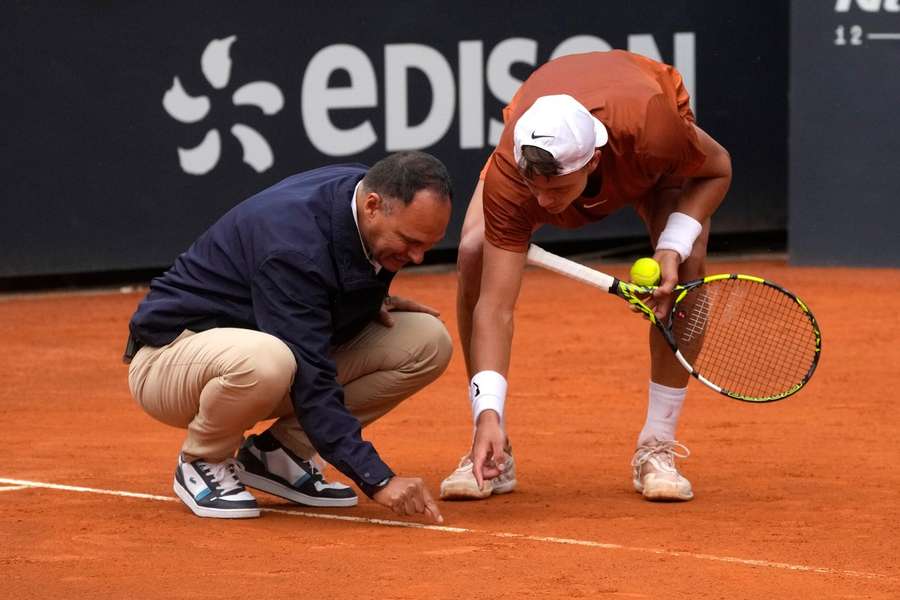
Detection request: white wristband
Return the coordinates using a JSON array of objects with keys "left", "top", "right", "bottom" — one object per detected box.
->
[
  {"left": 656, "top": 212, "right": 702, "bottom": 263},
  {"left": 470, "top": 370, "right": 507, "bottom": 424}
]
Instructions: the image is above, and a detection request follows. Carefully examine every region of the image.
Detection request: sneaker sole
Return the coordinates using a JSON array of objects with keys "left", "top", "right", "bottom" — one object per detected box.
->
[
  {"left": 239, "top": 471, "right": 358, "bottom": 507},
  {"left": 172, "top": 480, "right": 261, "bottom": 519},
  {"left": 633, "top": 480, "right": 694, "bottom": 502},
  {"left": 439, "top": 479, "right": 493, "bottom": 500},
  {"left": 439, "top": 476, "right": 517, "bottom": 501}
]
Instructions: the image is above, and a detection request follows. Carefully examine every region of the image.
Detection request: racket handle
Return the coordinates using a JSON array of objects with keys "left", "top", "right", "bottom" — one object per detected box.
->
[{"left": 526, "top": 244, "right": 616, "bottom": 292}]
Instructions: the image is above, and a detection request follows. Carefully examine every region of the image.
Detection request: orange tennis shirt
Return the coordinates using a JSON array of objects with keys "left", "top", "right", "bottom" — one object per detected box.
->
[{"left": 483, "top": 50, "right": 707, "bottom": 252}]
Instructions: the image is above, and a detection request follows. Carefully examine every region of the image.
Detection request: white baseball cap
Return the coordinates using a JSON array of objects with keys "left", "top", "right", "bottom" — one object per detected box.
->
[{"left": 513, "top": 94, "right": 608, "bottom": 175}]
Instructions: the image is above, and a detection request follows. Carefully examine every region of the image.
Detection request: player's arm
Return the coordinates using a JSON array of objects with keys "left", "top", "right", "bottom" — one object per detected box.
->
[
  {"left": 469, "top": 239, "right": 527, "bottom": 487},
  {"left": 672, "top": 124, "right": 732, "bottom": 224},
  {"left": 653, "top": 125, "right": 732, "bottom": 315}
]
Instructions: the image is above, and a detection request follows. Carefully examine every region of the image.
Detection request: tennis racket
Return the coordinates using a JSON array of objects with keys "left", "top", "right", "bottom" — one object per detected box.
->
[{"left": 526, "top": 244, "right": 821, "bottom": 402}]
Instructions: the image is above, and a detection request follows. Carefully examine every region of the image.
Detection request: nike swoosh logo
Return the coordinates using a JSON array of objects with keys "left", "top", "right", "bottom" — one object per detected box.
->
[
  {"left": 582, "top": 199, "right": 608, "bottom": 208},
  {"left": 531, "top": 131, "right": 554, "bottom": 140}
]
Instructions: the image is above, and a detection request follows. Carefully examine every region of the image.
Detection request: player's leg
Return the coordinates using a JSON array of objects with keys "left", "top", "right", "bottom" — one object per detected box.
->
[
  {"left": 128, "top": 328, "right": 297, "bottom": 518},
  {"left": 645, "top": 187, "right": 709, "bottom": 393},
  {"left": 632, "top": 187, "right": 711, "bottom": 501}
]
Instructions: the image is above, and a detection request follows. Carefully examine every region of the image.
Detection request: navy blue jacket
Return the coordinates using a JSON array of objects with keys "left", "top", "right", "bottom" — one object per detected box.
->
[{"left": 129, "top": 164, "right": 396, "bottom": 497}]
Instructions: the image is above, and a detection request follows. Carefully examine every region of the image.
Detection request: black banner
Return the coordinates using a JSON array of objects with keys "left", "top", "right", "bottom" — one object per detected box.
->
[
  {"left": 789, "top": 0, "right": 900, "bottom": 267},
  {"left": 3, "top": 1, "right": 788, "bottom": 277}
]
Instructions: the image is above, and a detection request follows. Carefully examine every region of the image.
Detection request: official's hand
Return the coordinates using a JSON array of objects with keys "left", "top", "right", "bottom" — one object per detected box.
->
[
  {"left": 647, "top": 249, "right": 681, "bottom": 320},
  {"left": 372, "top": 476, "right": 443, "bottom": 524},
  {"left": 472, "top": 410, "right": 507, "bottom": 489},
  {"left": 377, "top": 295, "right": 441, "bottom": 327}
]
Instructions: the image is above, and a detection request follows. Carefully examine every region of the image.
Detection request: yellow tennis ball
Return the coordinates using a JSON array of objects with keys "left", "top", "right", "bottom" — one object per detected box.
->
[{"left": 630, "top": 257, "right": 661, "bottom": 286}]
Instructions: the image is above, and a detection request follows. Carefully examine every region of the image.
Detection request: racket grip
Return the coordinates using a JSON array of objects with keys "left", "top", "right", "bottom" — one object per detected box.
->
[{"left": 526, "top": 244, "right": 616, "bottom": 292}]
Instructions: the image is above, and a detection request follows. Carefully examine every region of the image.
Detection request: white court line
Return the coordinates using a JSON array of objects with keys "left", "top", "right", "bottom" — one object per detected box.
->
[
  {"left": 0, "top": 476, "right": 891, "bottom": 581},
  {"left": 0, "top": 485, "right": 29, "bottom": 492},
  {"left": 867, "top": 33, "right": 900, "bottom": 40}
]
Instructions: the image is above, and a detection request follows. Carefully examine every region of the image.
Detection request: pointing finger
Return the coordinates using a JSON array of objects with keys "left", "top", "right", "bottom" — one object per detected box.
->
[
  {"left": 423, "top": 489, "right": 443, "bottom": 524},
  {"left": 472, "top": 450, "right": 485, "bottom": 489}
]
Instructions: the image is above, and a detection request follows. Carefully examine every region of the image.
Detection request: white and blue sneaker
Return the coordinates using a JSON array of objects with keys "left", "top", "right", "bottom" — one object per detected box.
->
[
  {"left": 236, "top": 433, "right": 358, "bottom": 507},
  {"left": 173, "top": 456, "right": 260, "bottom": 518}
]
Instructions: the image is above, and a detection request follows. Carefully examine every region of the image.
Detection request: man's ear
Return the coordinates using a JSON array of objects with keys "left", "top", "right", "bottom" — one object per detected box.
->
[
  {"left": 587, "top": 149, "right": 602, "bottom": 172},
  {"left": 364, "top": 192, "right": 381, "bottom": 218}
]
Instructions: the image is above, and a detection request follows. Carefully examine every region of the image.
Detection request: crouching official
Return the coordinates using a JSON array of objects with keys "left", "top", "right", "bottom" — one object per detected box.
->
[{"left": 125, "top": 152, "right": 453, "bottom": 523}]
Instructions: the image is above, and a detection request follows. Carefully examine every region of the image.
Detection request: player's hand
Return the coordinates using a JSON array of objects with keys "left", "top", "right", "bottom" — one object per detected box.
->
[
  {"left": 472, "top": 410, "right": 507, "bottom": 489},
  {"left": 372, "top": 476, "right": 444, "bottom": 524},
  {"left": 377, "top": 295, "right": 441, "bottom": 327},
  {"left": 648, "top": 249, "right": 680, "bottom": 320}
]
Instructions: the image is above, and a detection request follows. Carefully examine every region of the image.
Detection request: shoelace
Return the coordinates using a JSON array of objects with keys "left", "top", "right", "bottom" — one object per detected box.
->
[
  {"left": 306, "top": 457, "right": 323, "bottom": 475},
  {"left": 305, "top": 459, "right": 325, "bottom": 481},
  {"left": 631, "top": 440, "right": 691, "bottom": 470},
  {"left": 201, "top": 458, "right": 246, "bottom": 495}
]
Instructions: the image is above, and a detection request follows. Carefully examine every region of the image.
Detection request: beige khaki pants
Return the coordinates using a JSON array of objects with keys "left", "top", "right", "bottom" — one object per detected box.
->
[{"left": 128, "top": 312, "right": 452, "bottom": 462}]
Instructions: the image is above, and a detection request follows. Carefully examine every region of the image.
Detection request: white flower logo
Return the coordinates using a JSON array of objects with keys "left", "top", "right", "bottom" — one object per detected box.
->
[{"left": 162, "top": 35, "right": 284, "bottom": 175}]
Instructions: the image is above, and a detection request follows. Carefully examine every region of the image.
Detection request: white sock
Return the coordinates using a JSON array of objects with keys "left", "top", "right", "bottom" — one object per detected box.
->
[{"left": 637, "top": 381, "right": 687, "bottom": 446}]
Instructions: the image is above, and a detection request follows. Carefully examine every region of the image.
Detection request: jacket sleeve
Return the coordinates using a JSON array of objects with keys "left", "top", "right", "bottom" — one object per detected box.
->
[{"left": 250, "top": 251, "right": 394, "bottom": 497}]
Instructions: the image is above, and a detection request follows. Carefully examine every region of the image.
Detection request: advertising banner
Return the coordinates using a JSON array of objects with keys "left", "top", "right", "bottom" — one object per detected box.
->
[
  {"left": 790, "top": 0, "right": 900, "bottom": 266},
  {"left": 2, "top": 2, "right": 788, "bottom": 277}
]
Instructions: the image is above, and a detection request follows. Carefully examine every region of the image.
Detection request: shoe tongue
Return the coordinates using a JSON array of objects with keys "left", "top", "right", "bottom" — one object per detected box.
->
[
  {"left": 654, "top": 454, "right": 676, "bottom": 470},
  {"left": 264, "top": 447, "right": 311, "bottom": 480},
  {"left": 206, "top": 461, "right": 243, "bottom": 493}
]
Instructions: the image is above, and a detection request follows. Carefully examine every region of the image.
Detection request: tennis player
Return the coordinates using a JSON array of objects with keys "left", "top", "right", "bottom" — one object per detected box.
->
[{"left": 440, "top": 50, "right": 732, "bottom": 502}]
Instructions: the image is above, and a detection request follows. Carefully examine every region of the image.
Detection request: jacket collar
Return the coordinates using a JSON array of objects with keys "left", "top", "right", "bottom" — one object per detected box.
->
[{"left": 330, "top": 172, "right": 384, "bottom": 289}]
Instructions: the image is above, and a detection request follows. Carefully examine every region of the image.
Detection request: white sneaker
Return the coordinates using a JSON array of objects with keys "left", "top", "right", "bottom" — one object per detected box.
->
[
  {"left": 173, "top": 456, "right": 260, "bottom": 518},
  {"left": 631, "top": 440, "right": 693, "bottom": 501},
  {"left": 439, "top": 447, "right": 517, "bottom": 500}
]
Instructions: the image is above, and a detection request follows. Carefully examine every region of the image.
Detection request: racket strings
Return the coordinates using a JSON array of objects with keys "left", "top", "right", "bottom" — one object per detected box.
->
[
  {"left": 672, "top": 279, "right": 818, "bottom": 400},
  {"left": 707, "top": 284, "right": 815, "bottom": 396}
]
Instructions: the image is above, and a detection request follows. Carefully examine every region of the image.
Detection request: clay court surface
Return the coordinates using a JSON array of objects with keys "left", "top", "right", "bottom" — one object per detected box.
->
[{"left": 1, "top": 258, "right": 898, "bottom": 599}]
